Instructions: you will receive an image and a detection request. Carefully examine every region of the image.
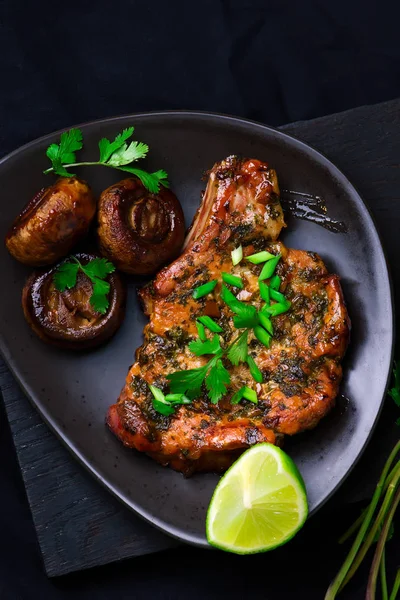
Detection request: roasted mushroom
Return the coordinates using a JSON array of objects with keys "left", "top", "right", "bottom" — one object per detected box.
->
[
  {"left": 22, "top": 253, "right": 125, "bottom": 350},
  {"left": 97, "top": 178, "right": 185, "bottom": 275},
  {"left": 6, "top": 177, "right": 96, "bottom": 266}
]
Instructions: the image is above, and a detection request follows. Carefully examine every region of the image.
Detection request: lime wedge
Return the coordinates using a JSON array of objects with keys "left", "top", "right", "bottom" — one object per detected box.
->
[{"left": 206, "top": 443, "right": 308, "bottom": 554}]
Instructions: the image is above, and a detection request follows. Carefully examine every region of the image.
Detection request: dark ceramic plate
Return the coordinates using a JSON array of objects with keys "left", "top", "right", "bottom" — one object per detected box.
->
[{"left": 0, "top": 112, "right": 394, "bottom": 548}]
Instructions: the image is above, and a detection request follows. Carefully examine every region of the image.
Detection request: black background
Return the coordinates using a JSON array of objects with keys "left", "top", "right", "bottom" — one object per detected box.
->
[{"left": 1, "top": 1, "right": 400, "bottom": 598}]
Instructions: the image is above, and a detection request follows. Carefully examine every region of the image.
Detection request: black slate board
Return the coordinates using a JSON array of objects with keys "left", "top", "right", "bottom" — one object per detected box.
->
[{"left": 1, "top": 98, "right": 399, "bottom": 577}]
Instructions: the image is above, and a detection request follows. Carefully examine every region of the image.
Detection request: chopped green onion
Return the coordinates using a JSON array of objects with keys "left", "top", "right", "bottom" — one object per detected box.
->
[
  {"left": 231, "top": 386, "right": 246, "bottom": 405},
  {"left": 196, "top": 321, "right": 207, "bottom": 341},
  {"left": 258, "top": 311, "right": 274, "bottom": 335},
  {"left": 222, "top": 272, "right": 244, "bottom": 288},
  {"left": 242, "top": 386, "right": 258, "bottom": 403},
  {"left": 233, "top": 314, "right": 259, "bottom": 329},
  {"left": 246, "top": 250, "right": 275, "bottom": 264},
  {"left": 149, "top": 384, "right": 166, "bottom": 403},
  {"left": 165, "top": 393, "right": 191, "bottom": 405},
  {"left": 231, "top": 245, "right": 243, "bottom": 266},
  {"left": 259, "top": 281, "right": 270, "bottom": 304},
  {"left": 270, "top": 289, "right": 286, "bottom": 304},
  {"left": 192, "top": 280, "right": 218, "bottom": 299},
  {"left": 197, "top": 315, "right": 223, "bottom": 333},
  {"left": 254, "top": 325, "right": 272, "bottom": 347},
  {"left": 263, "top": 301, "right": 291, "bottom": 317},
  {"left": 269, "top": 275, "right": 281, "bottom": 291},
  {"left": 149, "top": 385, "right": 175, "bottom": 416},
  {"left": 231, "top": 385, "right": 258, "bottom": 405},
  {"left": 246, "top": 355, "right": 263, "bottom": 383},
  {"left": 259, "top": 255, "right": 281, "bottom": 281}
]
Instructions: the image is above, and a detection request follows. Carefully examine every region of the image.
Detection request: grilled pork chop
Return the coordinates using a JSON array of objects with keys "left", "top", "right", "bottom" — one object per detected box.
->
[{"left": 107, "top": 156, "right": 350, "bottom": 475}]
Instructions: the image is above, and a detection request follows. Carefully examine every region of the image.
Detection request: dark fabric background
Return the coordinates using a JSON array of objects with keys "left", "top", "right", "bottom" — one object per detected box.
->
[{"left": 1, "top": 1, "right": 400, "bottom": 599}]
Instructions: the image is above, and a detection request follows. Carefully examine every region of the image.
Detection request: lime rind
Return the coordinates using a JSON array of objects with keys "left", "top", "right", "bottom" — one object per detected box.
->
[{"left": 206, "top": 443, "right": 308, "bottom": 554}]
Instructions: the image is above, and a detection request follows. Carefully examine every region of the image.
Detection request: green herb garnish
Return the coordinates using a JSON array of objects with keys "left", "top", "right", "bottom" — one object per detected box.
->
[
  {"left": 259, "top": 254, "right": 281, "bottom": 281},
  {"left": 196, "top": 321, "right": 207, "bottom": 341},
  {"left": 254, "top": 325, "right": 272, "bottom": 348},
  {"left": 227, "top": 331, "right": 249, "bottom": 365},
  {"left": 231, "top": 386, "right": 258, "bottom": 405},
  {"left": 188, "top": 334, "right": 221, "bottom": 356},
  {"left": 149, "top": 385, "right": 175, "bottom": 416},
  {"left": 269, "top": 275, "right": 281, "bottom": 291},
  {"left": 192, "top": 280, "right": 218, "bottom": 299},
  {"left": 258, "top": 311, "right": 274, "bottom": 335},
  {"left": 246, "top": 355, "right": 263, "bottom": 383},
  {"left": 197, "top": 316, "right": 223, "bottom": 333},
  {"left": 246, "top": 250, "right": 275, "bottom": 264},
  {"left": 167, "top": 353, "right": 229, "bottom": 404},
  {"left": 270, "top": 289, "right": 287, "bottom": 304},
  {"left": 44, "top": 126, "right": 169, "bottom": 193},
  {"left": 149, "top": 385, "right": 190, "bottom": 416},
  {"left": 259, "top": 281, "right": 270, "bottom": 303},
  {"left": 222, "top": 272, "right": 244, "bottom": 289},
  {"left": 231, "top": 245, "right": 243, "bottom": 266},
  {"left": 263, "top": 301, "right": 291, "bottom": 317},
  {"left": 53, "top": 256, "right": 115, "bottom": 314},
  {"left": 206, "top": 358, "right": 231, "bottom": 404}
]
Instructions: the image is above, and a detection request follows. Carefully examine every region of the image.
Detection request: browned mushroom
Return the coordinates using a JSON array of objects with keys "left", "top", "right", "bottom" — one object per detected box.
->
[
  {"left": 22, "top": 253, "right": 125, "bottom": 350},
  {"left": 97, "top": 178, "right": 185, "bottom": 275},
  {"left": 6, "top": 177, "right": 96, "bottom": 266}
]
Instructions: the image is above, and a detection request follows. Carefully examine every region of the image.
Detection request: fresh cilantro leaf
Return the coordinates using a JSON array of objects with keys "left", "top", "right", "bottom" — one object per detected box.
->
[
  {"left": 90, "top": 278, "right": 111, "bottom": 314},
  {"left": 81, "top": 257, "right": 115, "bottom": 280},
  {"left": 98, "top": 127, "right": 135, "bottom": 162},
  {"left": 233, "top": 314, "right": 259, "bottom": 329},
  {"left": 53, "top": 256, "right": 115, "bottom": 315},
  {"left": 44, "top": 126, "right": 169, "bottom": 193},
  {"left": 388, "top": 361, "right": 400, "bottom": 408},
  {"left": 106, "top": 141, "right": 149, "bottom": 167},
  {"left": 53, "top": 262, "right": 79, "bottom": 291},
  {"left": 45, "top": 129, "right": 83, "bottom": 176},
  {"left": 227, "top": 331, "right": 248, "bottom": 366},
  {"left": 167, "top": 364, "right": 208, "bottom": 396},
  {"left": 206, "top": 358, "right": 231, "bottom": 404},
  {"left": 118, "top": 167, "right": 169, "bottom": 193},
  {"left": 188, "top": 334, "right": 221, "bottom": 356}
]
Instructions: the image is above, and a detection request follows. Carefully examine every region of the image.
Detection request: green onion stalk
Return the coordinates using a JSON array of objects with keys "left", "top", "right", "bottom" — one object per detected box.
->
[{"left": 325, "top": 440, "right": 400, "bottom": 599}]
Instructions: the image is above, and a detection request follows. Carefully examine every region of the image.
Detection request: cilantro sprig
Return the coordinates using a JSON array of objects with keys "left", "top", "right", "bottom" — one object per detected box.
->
[
  {"left": 44, "top": 126, "right": 169, "bottom": 193},
  {"left": 53, "top": 256, "right": 115, "bottom": 314}
]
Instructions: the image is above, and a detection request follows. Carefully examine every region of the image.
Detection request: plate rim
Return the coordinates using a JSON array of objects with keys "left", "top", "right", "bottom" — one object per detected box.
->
[{"left": 0, "top": 110, "right": 395, "bottom": 548}]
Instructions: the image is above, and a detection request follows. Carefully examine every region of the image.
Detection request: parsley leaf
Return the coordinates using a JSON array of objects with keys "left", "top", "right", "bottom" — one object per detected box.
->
[
  {"left": 167, "top": 363, "right": 209, "bottom": 397},
  {"left": 45, "top": 128, "right": 83, "bottom": 177},
  {"left": 98, "top": 127, "right": 135, "bottom": 162},
  {"left": 188, "top": 334, "right": 221, "bottom": 356},
  {"left": 90, "top": 278, "right": 111, "bottom": 313},
  {"left": 227, "top": 331, "right": 248, "bottom": 366},
  {"left": 117, "top": 167, "right": 170, "bottom": 193},
  {"left": 206, "top": 358, "right": 231, "bottom": 404},
  {"left": 53, "top": 261, "right": 79, "bottom": 291},
  {"left": 81, "top": 257, "right": 115, "bottom": 280},
  {"left": 44, "top": 127, "right": 169, "bottom": 193},
  {"left": 53, "top": 256, "right": 115, "bottom": 315}
]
